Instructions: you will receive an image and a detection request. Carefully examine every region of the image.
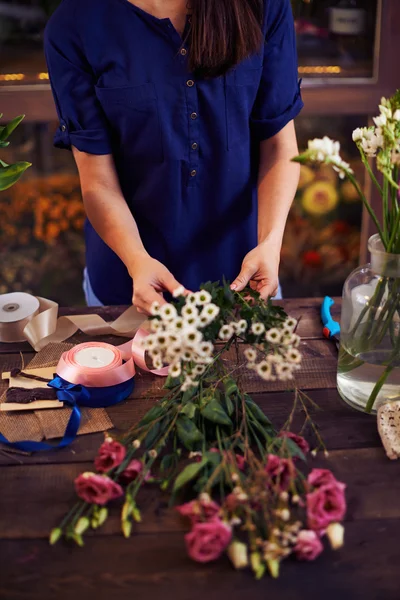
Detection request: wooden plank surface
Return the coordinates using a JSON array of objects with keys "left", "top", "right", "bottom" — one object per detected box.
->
[{"left": 2, "top": 298, "right": 399, "bottom": 600}]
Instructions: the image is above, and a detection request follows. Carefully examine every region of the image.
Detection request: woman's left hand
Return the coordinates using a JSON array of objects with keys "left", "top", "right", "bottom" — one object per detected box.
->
[{"left": 230, "top": 239, "right": 281, "bottom": 300}]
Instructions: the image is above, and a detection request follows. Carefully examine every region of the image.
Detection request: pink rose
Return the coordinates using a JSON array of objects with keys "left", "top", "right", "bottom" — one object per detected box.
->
[
  {"left": 308, "top": 468, "right": 339, "bottom": 489},
  {"left": 295, "top": 530, "right": 324, "bottom": 561},
  {"left": 75, "top": 472, "right": 123, "bottom": 505},
  {"left": 119, "top": 459, "right": 151, "bottom": 484},
  {"left": 177, "top": 497, "right": 220, "bottom": 523},
  {"left": 94, "top": 440, "right": 126, "bottom": 473},
  {"left": 265, "top": 454, "right": 295, "bottom": 491},
  {"left": 279, "top": 431, "right": 310, "bottom": 456},
  {"left": 185, "top": 519, "right": 232, "bottom": 563},
  {"left": 307, "top": 483, "right": 346, "bottom": 532}
]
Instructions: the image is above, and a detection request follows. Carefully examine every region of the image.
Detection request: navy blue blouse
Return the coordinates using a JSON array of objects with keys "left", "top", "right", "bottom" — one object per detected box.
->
[{"left": 45, "top": 0, "right": 303, "bottom": 305}]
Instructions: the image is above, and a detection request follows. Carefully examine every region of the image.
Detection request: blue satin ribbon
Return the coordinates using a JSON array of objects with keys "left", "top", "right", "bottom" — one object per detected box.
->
[{"left": 0, "top": 376, "right": 134, "bottom": 453}]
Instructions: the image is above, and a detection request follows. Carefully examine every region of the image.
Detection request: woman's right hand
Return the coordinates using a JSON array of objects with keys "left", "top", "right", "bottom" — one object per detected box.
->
[{"left": 129, "top": 252, "right": 186, "bottom": 315}]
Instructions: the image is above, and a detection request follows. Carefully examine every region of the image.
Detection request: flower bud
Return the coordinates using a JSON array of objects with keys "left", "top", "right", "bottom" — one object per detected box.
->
[
  {"left": 122, "top": 501, "right": 133, "bottom": 522},
  {"left": 122, "top": 520, "right": 132, "bottom": 538},
  {"left": 149, "top": 449, "right": 158, "bottom": 459},
  {"left": 227, "top": 541, "right": 249, "bottom": 570},
  {"left": 97, "top": 507, "right": 108, "bottom": 527},
  {"left": 74, "top": 516, "right": 90, "bottom": 535},
  {"left": 49, "top": 527, "right": 62, "bottom": 545},
  {"left": 326, "top": 522, "right": 344, "bottom": 550},
  {"left": 132, "top": 440, "right": 141, "bottom": 449}
]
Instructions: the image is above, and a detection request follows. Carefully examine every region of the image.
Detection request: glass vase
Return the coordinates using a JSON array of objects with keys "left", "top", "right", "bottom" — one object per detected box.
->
[{"left": 337, "top": 234, "right": 400, "bottom": 414}]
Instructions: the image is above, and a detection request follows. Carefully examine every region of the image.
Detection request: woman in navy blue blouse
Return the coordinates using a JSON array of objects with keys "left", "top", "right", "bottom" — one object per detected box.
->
[{"left": 45, "top": 0, "right": 303, "bottom": 313}]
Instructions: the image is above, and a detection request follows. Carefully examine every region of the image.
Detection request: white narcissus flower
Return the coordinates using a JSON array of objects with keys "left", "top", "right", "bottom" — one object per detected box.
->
[
  {"left": 394, "top": 109, "right": 400, "bottom": 121},
  {"left": 352, "top": 128, "right": 364, "bottom": 142},
  {"left": 227, "top": 541, "right": 249, "bottom": 570},
  {"left": 326, "top": 522, "right": 345, "bottom": 550},
  {"left": 373, "top": 114, "right": 387, "bottom": 128}
]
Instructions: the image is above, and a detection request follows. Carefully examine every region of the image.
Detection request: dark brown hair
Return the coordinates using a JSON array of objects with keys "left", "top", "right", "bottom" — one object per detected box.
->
[{"left": 188, "top": 0, "right": 264, "bottom": 78}]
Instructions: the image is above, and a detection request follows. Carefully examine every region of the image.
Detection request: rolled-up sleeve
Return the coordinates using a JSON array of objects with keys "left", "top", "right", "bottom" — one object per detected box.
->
[
  {"left": 44, "top": 9, "right": 112, "bottom": 155},
  {"left": 250, "top": 0, "right": 303, "bottom": 141}
]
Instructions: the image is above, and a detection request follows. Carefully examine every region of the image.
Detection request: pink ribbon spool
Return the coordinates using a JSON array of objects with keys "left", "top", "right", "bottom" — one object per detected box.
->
[{"left": 56, "top": 329, "right": 169, "bottom": 387}]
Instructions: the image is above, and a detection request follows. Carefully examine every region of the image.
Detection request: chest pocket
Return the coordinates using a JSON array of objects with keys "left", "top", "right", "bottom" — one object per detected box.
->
[
  {"left": 225, "top": 63, "right": 263, "bottom": 150},
  {"left": 95, "top": 82, "right": 163, "bottom": 163}
]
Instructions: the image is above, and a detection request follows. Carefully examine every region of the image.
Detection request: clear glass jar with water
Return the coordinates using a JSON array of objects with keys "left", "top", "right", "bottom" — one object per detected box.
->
[{"left": 337, "top": 234, "right": 400, "bottom": 414}]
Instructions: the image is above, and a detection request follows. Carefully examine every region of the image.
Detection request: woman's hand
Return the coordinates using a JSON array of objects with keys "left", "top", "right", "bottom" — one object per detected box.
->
[
  {"left": 129, "top": 252, "right": 186, "bottom": 314},
  {"left": 230, "top": 239, "right": 281, "bottom": 300}
]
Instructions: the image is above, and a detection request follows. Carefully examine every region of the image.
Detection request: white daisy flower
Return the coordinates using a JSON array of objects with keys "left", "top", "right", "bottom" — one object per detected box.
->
[
  {"left": 169, "top": 362, "right": 182, "bottom": 377},
  {"left": 184, "top": 315, "right": 201, "bottom": 328},
  {"left": 182, "top": 304, "right": 199, "bottom": 319},
  {"left": 284, "top": 333, "right": 300, "bottom": 347},
  {"left": 199, "top": 314, "right": 211, "bottom": 327},
  {"left": 193, "top": 364, "right": 206, "bottom": 375},
  {"left": 181, "top": 376, "right": 199, "bottom": 392},
  {"left": 268, "top": 353, "right": 283, "bottom": 364},
  {"left": 150, "top": 319, "right": 162, "bottom": 332},
  {"left": 152, "top": 357, "right": 163, "bottom": 370},
  {"left": 198, "top": 341, "right": 213, "bottom": 356},
  {"left": 201, "top": 303, "right": 220, "bottom": 321},
  {"left": 142, "top": 334, "right": 157, "bottom": 349},
  {"left": 219, "top": 324, "right": 234, "bottom": 341},
  {"left": 172, "top": 285, "right": 185, "bottom": 298},
  {"left": 150, "top": 301, "right": 161, "bottom": 316},
  {"left": 244, "top": 347, "right": 257, "bottom": 361},
  {"left": 251, "top": 322, "right": 265, "bottom": 336},
  {"left": 284, "top": 317, "right": 297, "bottom": 332},
  {"left": 159, "top": 303, "right": 178, "bottom": 321},
  {"left": 287, "top": 348, "right": 302, "bottom": 364},
  {"left": 265, "top": 328, "right": 282, "bottom": 344},
  {"left": 276, "top": 363, "right": 294, "bottom": 381},
  {"left": 256, "top": 360, "right": 273, "bottom": 380},
  {"left": 184, "top": 328, "right": 203, "bottom": 346},
  {"left": 149, "top": 347, "right": 162, "bottom": 358},
  {"left": 156, "top": 333, "right": 168, "bottom": 348},
  {"left": 182, "top": 348, "right": 194, "bottom": 362},
  {"left": 186, "top": 293, "right": 198, "bottom": 306},
  {"left": 195, "top": 290, "right": 212, "bottom": 305},
  {"left": 171, "top": 317, "right": 185, "bottom": 331},
  {"left": 165, "top": 343, "right": 182, "bottom": 360},
  {"left": 236, "top": 319, "right": 248, "bottom": 334}
]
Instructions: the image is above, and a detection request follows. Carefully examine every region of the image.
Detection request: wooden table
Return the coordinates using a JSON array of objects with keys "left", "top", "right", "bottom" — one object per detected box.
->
[{"left": 0, "top": 299, "right": 399, "bottom": 600}]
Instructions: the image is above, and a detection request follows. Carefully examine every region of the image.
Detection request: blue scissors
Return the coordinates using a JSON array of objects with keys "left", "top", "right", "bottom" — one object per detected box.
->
[{"left": 321, "top": 296, "right": 341, "bottom": 349}]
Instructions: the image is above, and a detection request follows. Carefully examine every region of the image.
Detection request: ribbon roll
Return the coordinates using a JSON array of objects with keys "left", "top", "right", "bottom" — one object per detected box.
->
[
  {"left": 0, "top": 292, "right": 146, "bottom": 351},
  {"left": 0, "top": 334, "right": 168, "bottom": 453}
]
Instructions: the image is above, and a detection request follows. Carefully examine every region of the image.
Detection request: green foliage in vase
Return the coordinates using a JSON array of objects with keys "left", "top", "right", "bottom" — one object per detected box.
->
[{"left": 0, "top": 114, "right": 31, "bottom": 191}]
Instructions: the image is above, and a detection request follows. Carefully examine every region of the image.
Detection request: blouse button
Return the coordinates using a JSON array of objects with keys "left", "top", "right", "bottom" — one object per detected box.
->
[
  {"left": 187, "top": 80, "right": 195, "bottom": 87},
  {"left": 191, "top": 142, "right": 198, "bottom": 150},
  {"left": 190, "top": 169, "right": 197, "bottom": 177},
  {"left": 190, "top": 112, "right": 198, "bottom": 120},
  {"left": 180, "top": 48, "right": 187, "bottom": 56},
  {"left": 61, "top": 125, "right": 67, "bottom": 132}
]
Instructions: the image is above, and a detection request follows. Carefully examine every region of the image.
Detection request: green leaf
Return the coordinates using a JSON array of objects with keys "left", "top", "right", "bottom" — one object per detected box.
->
[
  {"left": 223, "top": 377, "right": 238, "bottom": 398},
  {"left": 164, "top": 373, "right": 181, "bottom": 390},
  {"left": 0, "top": 140, "right": 10, "bottom": 148},
  {"left": 0, "top": 159, "right": 8, "bottom": 167},
  {"left": 245, "top": 397, "right": 273, "bottom": 428},
  {"left": 201, "top": 398, "right": 232, "bottom": 426},
  {"left": 225, "top": 395, "right": 234, "bottom": 416},
  {"left": 139, "top": 404, "right": 164, "bottom": 426},
  {"left": 180, "top": 401, "right": 197, "bottom": 419},
  {"left": 173, "top": 458, "right": 208, "bottom": 492},
  {"left": 0, "top": 162, "right": 31, "bottom": 191},
  {"left": 276, "top": 437, "right": 306, "bottom": 462},
  {"left": 0, "top": 114, "right": 25, "bottom": 141},
  {"left": 143, "top": 421, "right": 161, "bottom": 449},
  {"left": 160, "top": 453, "right": 176, "bottom": 473},
  {"left": 176, "top": 415, "right": 203, "bottom": 449}
]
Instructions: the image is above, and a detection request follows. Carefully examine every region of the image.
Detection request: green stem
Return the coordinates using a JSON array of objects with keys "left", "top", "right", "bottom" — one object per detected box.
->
[
  {"left": 365, "top": 365, "right": 394, "bottom": 413},
  {"left": 360, "top": 149, "right": 383, "bottom": 196},
  {"left": 346, "top": 171, "right": 387, "bottom": 248},
  {"left": 383, "top": 176, "right": 389, "bottom": 237}
]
